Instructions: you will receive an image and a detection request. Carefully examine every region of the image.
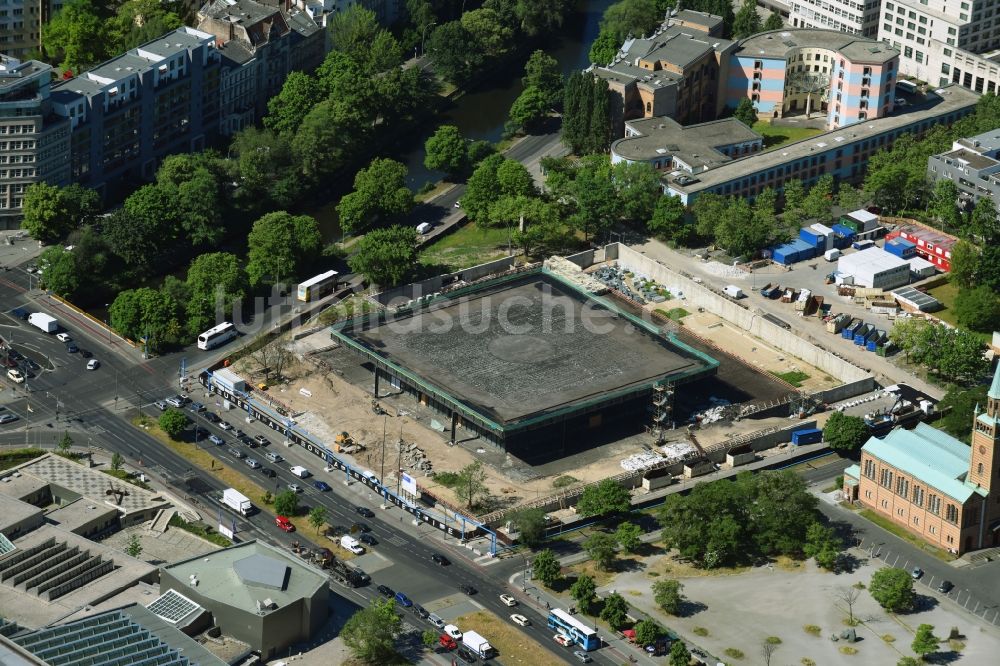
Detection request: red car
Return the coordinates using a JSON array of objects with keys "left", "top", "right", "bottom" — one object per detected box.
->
[
  {"left": 275, "top": 515, "right": 295, "bottom": 532},
  {"left": 439, "top": 634, "right": 457, "bottom": 650}
]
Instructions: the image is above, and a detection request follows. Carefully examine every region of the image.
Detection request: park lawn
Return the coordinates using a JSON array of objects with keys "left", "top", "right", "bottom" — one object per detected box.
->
[
  {"left": 419, "top": 222, "right": 513, "bottom": 271},
  {"left": 858, "top": 509, "right": 955, "bottom": 561},
  {"left": 770, "top": 370, "right": 811, "bottom": 387},
  {"left": 753, "top": 121, "right": 825, "bottom": 150},
  {"left": 925, "top": 278, "right": 960, "bottom": 326},
  {"left": 452, "top": 609, "right": 563, "bottom": 666}
]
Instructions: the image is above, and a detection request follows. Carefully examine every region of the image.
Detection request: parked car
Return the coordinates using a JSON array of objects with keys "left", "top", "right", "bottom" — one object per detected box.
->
[
  {"left": 439, "top": 634, "right": 458, "bottom": 650},
  {"left": 394, "top": 591, "right": 413, "bottom": 607},
  {"left": 413, "top": 604, "right": 429, "bottom": 619},
  {"left": 313, "top": 481, "right": 332, "bottom": 492},
  {"left": 66, "top": 343, "right": 78, "bottom": 353},
  {"left": 275, "top": 515, "right": 294, "bottom": 532},
  {"left": 165, "top": 395, "right": 185, "bottom": 408},
  {"left": 352, "top": 522, "right": 371, "bottom": 533},
  {"left": 431, "top": 553, "right": 450, "bottom": 566},
  {"left": 56, "top": 333, "right": 71, "bottom": 342},
  {"left": 444, "top": 625, "right": 462, "bottom": 640},
  {"left": 572, "top": 650, "right": 592, "bottom": 663},
  {"left": 553, "top": 634, "right": 572, "bottom": 647},
  {"left": 510, "top": 614, "right": 530, "bottom": 627},
  {"left": 154, "top": 401, "right": 168, "bottom": 411},
  {"left": 86, "top": 359, "right": 100, "bottom": 370},
  {"left": 189, "top": 402, "right": 205, "bottom": 412},
  {"left": 259, "top": 468, "right": 277, "bottom": 478},
  {"left": 460, "top": 584, "right": 477, "bottom": 596},
  {"left": 0, "top": 413, "right": 18, "bottom": 425},
  {"left": 228, "top": 447, "right": 245, "bottom": 459},
  {"left": 911, "top": 567, "right": 924, "bottom": 580},
  {"left": 359, "top": 533, "right": 378, "bottom": 546},
  {"left": 6, "top": 368, "right": 24, "bottom": 383},
  {"left": 203, "top": 412, "right": 220, "bottom": 423},
  {"left": 457, "top": 647, "right": 478, "bottom": 663},
  {"left": 219, "top": 421, "right": 232, "bottom": 431},
  {"left": 500, "top": 594, "right": 517, "bottom": 607},
  {"left": 80, "top": 349, "right": 92, "bottom": 358},
  {"left": 254, "top": 434, "right": 270, "bottom": 446},
  {"left": 428, "top": 613, "right": 445, "bottom": 629},
  {"left": 377, "top": 584, "right": 394, "bottom": 598},
  {"left": 938, "top": 580, "right": 954, "bottom": 593},
  {"left": 356, "top": 506, "right": 375, "bottom": 518}
]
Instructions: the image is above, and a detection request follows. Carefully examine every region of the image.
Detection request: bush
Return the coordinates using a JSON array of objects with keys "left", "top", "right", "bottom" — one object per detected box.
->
[{"left": 158, "top": 408, "right": 189, "bottom": 439}]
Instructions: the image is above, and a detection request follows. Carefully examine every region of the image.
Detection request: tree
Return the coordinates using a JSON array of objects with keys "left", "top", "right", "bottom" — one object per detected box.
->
[
  {"left": 265, "top": 72, "right": 324, "bottom": 136},
  {"left": 328, "top": 5, "right": 380, "bottom": 61},
  {"left": 348, "top": 226, "right": 419, "bottom": 287},
  {"left": 508, "top": 85, "right": 551, "bottom": 132},
  {"left": 599, "top": 592, "right": 630, "bottom": 630},
  {"left": 428, "top": 21, "right": 483, "bottom": 85},
  {"left": 57, "top": 432, "right": 73, "bottom": 455},
  {"left": 576, "top": 479, "right": 631, "bottom": 517},
  {"left": 928, "top": 179, "right": 963, "bottom": 231},
  {"left": 837, "top": 586, "right": 861, "bottom": 625},
  {"left": 22, "top": 183, "right": 100, "bottom": 244},
  {"left": 869, "top": 567, "right": 915, "bottom": 613},
  {"left": 510, "top": 508, "right": 547, "bottom": 548},
  {"left": 911, "top": 623, "right": 939, "bottom": 660},
  {"left": 43, "top": 0, "right": 105, "bottom": 72},
  {"left": 733, "top": 97, "right": 758, "bottom": 128},
  {"left": 109, "top": 287, "right": 181, "bottom": 353},
  {"left": 733, "top": 0, "right": 762, "bottom": 38},
  {"left": 111, "top": 452, "right": 124, "bottom": 472},
  {"left": 613, "top": 161, "right": 661, "bottom": 226},
  {"left": 599, "top": 0, "right": 661, "bottom": 44},
  {"left": 669, "top": 640, "right": 692, "bottom": 666},
  {"left": 159, "top": 408, "right": 189, "bottom": 439},
  {"left": 803, "top": 174, "right": 835, "bottom": 221},
  {"left": 532, "top": 549, "right": 562, "bottom": 587},
  {"left": 837, "top": 183, "right": 869, "bottom": 213},
  {"left": 761, "top": 640, "right": 778, "bottom": 666},
  {"left": 496, "top": 159, "right": 536, "bottom": 198},
  {"left": 802, "top": 522, "right": 840, "bottom": 570},
  {"left": 634, "top": 618, "right": 663, "bottom": 647},
  {"left": 588, "top": 31, "right": 619, "bottom": 65},
  {"left": 308, "top": 506, "right": 328, "bottom": 533},
  {"left": 978, "top": 245, "right": 1000, "bottom": 290},
  {"left": 338, "top": 158, "right": 413, "bottom": 235},
  {"left": 125, "top": 533, "right": 143, "bottom": 558},
  {"left": 184, "top": 253, "right": 249, "bottom": 338},
  {"left": 615, "top": 522, "right": 643, "bottom": 553},
  {"left": 936, "top": 384, "right": 988, "bottom": 442},
  {"left": 454, "top": 461, "right": 488, "bottom": 510},
  {"left": 652, "top": 579, "right": 685, "bottom": 615},
  {"left": 364, "top": 30, "right": 404, "bottom": 74},
  {"left": 954, "top": 285, "right": 1000, "bottom": 333},
  {"left": 763, "top": 11, "right": 784, "bottom": 30},
  {"left": 246, "top": 212, "right": 322, "bottom": 287},
  {"left": 570, "top": 158, "right": 618, "bottom": 241},
  {"left": 422, "top": 629, "right": 438, "bottom": 650},
  {"left": 562, "top": 73, "right": 611, "bottom": 154},
  {"left": 274, "top": 490, "right": 300, "bottom": 517},
  {"left": 648, "top": 195, "right": 691, "bottom": 243},
  {"left": 898, "top": 658, "right": 922, "bottom": 666},
  {"left": 516, "top": 0, "right": 570, "bottom": 37},
  {"left": 38, "top": 246, "right": 80, "bottom": 298},
  {"left": 523, "top": 50, "right": 563, "bottom": 107},
  {"left": 715, "top": 197, "right": 774, "bottom": 257},
  {"left": 693, "top": 192, "right": 727, "bottom": 238},
  {"left": 584, "top": 532, "right": 618, "bottom": 571},
  {"left": 822, "top": 411, "right": 869, "bottom": 453},
  {"left": 109, "top": 0, "right": 182, "bottom": 52},
  {"left": 968, "top": 195, "right": 1000, "bottom": 244},
  {"left": 230, "top": 128, "right": 302, "bottom": 211},
  {"left": 948, "top": 240, "right": 980, "bottom": 289},
  {"left": 570, "top": 574, "right": 597, "bottom": 613},
  {"left": 424, "top": 125, "right": 469, "bottom": 179},
  {"left": 782, "top": 178, "right": 806, "bottom": 215},
  {"left": 341, "top": 597, "right": 401, "bottom": 663},
  {"left": 463, "top": 154, "right": 506, "bottom": 223},
  {"left": 293, "top": 98, "right": 366, "bottom": 186}
]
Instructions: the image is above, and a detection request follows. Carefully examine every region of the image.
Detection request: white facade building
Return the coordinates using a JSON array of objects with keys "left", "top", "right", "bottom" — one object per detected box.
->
[
  {"left": 791, "top": 0, "right": 882, "bottom": 37},
  {"left": 837, "top": 247, "right": 912, "bottom": 289}
]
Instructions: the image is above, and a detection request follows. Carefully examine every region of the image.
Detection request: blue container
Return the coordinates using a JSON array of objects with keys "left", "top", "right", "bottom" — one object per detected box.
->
[
  {"left": 854, "top": 324, "right": 873, "bottom": 345},
  {"left": 885, "top": 238, "right": 916, "bottom": 258},
  {"left": 791, "top": 428, "right": 823, "bottom": 445},
  {"left": 799, "top": 229, "right": 823, "bottom": 247},
  {"left": 831, "top": 223, "right": 856, "bottom": 239},
  {"left": 842, "top": 319, "right": 862, "bottom": 339}
]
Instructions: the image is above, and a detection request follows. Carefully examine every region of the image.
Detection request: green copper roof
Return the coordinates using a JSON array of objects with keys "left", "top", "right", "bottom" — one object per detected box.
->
[
  {"left": 862, "top": 423, "right": 986, "bottom": 503},
  {"left": 990, "top": 362, "right": 1000, "bottom": 400}
]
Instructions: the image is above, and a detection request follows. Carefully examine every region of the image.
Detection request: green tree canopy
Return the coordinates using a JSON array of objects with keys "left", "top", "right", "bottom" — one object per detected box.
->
[
  {"left": 265, "top": 72, "right": 324, "bottom": 136},
  {"left": 652, "top": 579, "right": 685, "bottom": 615},
  {"left": 935, "top": 384, "right": 988, "bottom": 443},
  {"left": 22, "top": 183, "right": 100, "bottom": 244},
  {"left": 341, "top": 597, "right": 401, "bottom": 663},
  {"left": 733, "top": 97, "right": 758, "bottom": 127},
  {"left": 43, "top": 0, "right": 105, "bottom": 72},
  {"left": 327, "top": 6, "right": 381, "bottom": 62},
  {"left": 348, "top": 226, "right": 418, "bottom": 287},
  {"left": 510, "top": 508, "right": 547, "bottom": 548},
  {"left": 928, "top": 179, "right": 963, "bottom": 231},
  {"left": 588, "top": 31, "right": 620, "bottom": 65},
  {"left": 584, "top": 532, "right": 618, "bottom": 571},
  {"left": 615, "top": 521, "right": 643, "bottom": 552},
  {"left": 954, "top": 285, "right": 1000, "bottom": 332},
  {"left": 669, "top": 640, "right": 692, "bottom": 666},
  {"left": 428, "top": 21, "right": 483, "bottom": 85},
  {"left": 634, "top": 618, "right": 664, "bottom": 646},
  {"left": 246, "top": 212, "right": 322, "bottom": 287},
  {"left": 802, "top": 522, "right": 840, "bottom": 570},
  {"left": 424, "top": 125, "right": 470, "bottom": 179},
  {"left": 570, "top": 574, "right": 597, "bottom": 613},
  {"left": 337, "top": 158, "right": 413, "bottom": 235},
  {"left": 508, "top": 86, "right": 551, "bottom": 132},
  {"left": 461, "top": 8, "right": 514, "bottom": 59},
  {"left": 576, "top": 478, "right": 631, "bottom": 517},
  {"left": 869, "top": 567, "right": 915, "bottom": 613},
  {"left": 230, "top": 128, "right": 301, "bottom": 212},
  {"left": 612, "top": 161, "right": 662, "bottom": 226},
  {"left": 948, "top": 240, "right": 980, "bottom": 289},
  {"left": 109, "top": 0, "right": 182, "bottom": 52},
  {"left": 732, "top": 0, "right": 762, "bottom": 38},
  {"left": 38, "top": 246, "right": 80, "bottom": 298},
  {"left": 158, "top": 408, "right": 189, "bottom": 439},
  {"left": 822, "top": 411, "right": 870, "bottom": 453},
  {"left": 532, "top": 548, "right": 562, "bottom": 587},
  {"left": 911, "top": 624, "right": 939, "bottom": 659},
  {"left": 109, "top": 287, "right": 181, "bottom": 353},
  {"left": 523, "top": 50, "right": 564, "bottom": 107},
  {"left": 463, "top": 153, "right": 507, "bottom": 223},
  {"left": 599, "top": 0, "right": 661, "bottom": 44},
  {"left": 184, "top": 253, "right": 249, "bottom": 337},
  {"left": 763, "top": 11, "right": 784, "bottom": 30},
  {"left": 273, "top": 490, "right": 300, "bottom": 517},
  {"left": 599, "top": 592, "right": 630, "bottom": 630}
]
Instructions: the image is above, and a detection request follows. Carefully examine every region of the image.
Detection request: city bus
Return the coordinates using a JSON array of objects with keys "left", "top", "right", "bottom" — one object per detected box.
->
[
  {"left": 297, "top": 270, "right": 339, "bottom": 302},
  {"left": 547, "top": 608, "right": 600, "bottom": 651},
  {"left": 197, "top": 322, "right": 237, "bottom": 350}
]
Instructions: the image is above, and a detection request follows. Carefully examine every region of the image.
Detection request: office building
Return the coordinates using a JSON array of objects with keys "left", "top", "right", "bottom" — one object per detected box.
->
[
  {"left": 790, "top": 0, "right": 881, "bottom": 37},
  {"left": 844, "top": 364, "right": 1000, "bottom": 555},
  {"left": 0, "top": 56, "right": 71, "bottom": 229},
  {"left": 885, "top": 222, "right": 958, "bottom": 271},
  {"left": 665, "top": 84, "right": 978, "bottom": 205},
  {"left": 927, "top": 128, "right": 1000, "bottom": 214},
  {"left": 611, "top": 116, "right": 763, "bottom": 173},
  {"left": 49, "top": 27, "right": 222, "bottom": 197},
  {"left": 0, "top": 0, "right": 62, "bottom": 60}
]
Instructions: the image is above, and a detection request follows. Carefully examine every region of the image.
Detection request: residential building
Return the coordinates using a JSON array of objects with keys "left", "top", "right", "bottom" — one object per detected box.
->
[
  {"left": 757, "top": 0, "right": 792, "bottom": 20},
  {"left": 197, "top": 0, "right": 324, "bottom": 135},
  {"left": 729, "top": 29, "right": 899, "bottom": 130},
  {"left": 611, "top": 117, "right": 763, "bottom": 174},
  {"left": 0, "top": 0, "right": 63, "bottom": 60},
  {"left": 927, "top": 128, "right": 1000, "bottom": 213},
  {"left": 0, "top": 56, "right": 71, "bottom": 229},
  {"left": 885, "top": 222, "right": 958, "bottom": 271},
  {"left": 843, "top": 364, "right": 1000, "bottom": 555},
  {"left": 664, "top": 84, "right": 978, "bottom": 205},
  {"left": 160, "top": 540, "right": 329, "bottom": 658},
  {"left": 877, "top": 0, "right": 1000, "bottom": 93},
  {"left": 49, "top": 27, "right": 222, "bottom": 198},
  {"left": 287, "top": 0, "right": 402, "bottom": 26},
  {"left": 790, "top": 0, "right": 881, "bottom": 37}
]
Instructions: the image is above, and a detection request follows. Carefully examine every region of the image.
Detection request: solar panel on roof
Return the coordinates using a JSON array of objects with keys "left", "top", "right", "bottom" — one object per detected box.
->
[{"left": 147, "top": 589, "right": 201, "bottom": 624}]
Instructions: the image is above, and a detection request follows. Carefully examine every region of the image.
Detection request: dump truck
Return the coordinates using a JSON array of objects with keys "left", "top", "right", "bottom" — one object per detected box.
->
[
  {"left": 221, "top": 488, "right": 255, "bottom": 516},
  {"left": 759, "top": 283, "right": 779, "bottom": 298},
  {"left": 28, "top": 312, "right": 57, "bottom": 333}
]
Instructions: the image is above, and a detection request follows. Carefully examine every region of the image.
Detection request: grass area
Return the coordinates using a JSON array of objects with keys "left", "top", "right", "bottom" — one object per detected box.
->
[
  {"left": 839, "top": 646, "right": 858, "bottom": 655},
  {"left": 724, "top": 647, "right": 745, "bottom": 659},
  {"left": 0, "top": 448, "right": 48, "bottom": 470},
  {"left": 317, "top": 295, "right": 372, "bottom": 326},
  {"left": 882, "top": 634, "right": 896, "bottom": 643},
  {"left": 804, "top": 625, "right": 821, "bottom": 636},
  {"left": 101, "top": 468, "right": 151, "bottom": 490},
  {"left": 694, "top": 627, "right": 709, "bottom": 637},
  {"left": 552, "top": 475, "right": 578, "bottom": 489},
  {"left": 778, "top": 452, "right": 842, "bottom": 476},
  {"left": 168, "top": 514, "right": 231, "bottom": 547},
  {"left": 925, "top": 278, "right": 960, "bottom": 326},
  {"left": 419, "top": 222, "right": 513, "bottom": 271},
  {"left": 770, "top": 370, "right": 811, "bottom": 387},
  {"left": 566, "top": 559, "right": 621, "bottom": 587},
  {"left": 753, "top": 120, "right": 825, "bottom": 150},
  {"left": 414, "top": 181, "right": 455, "bottom": 203},
  {"left": 858, "top": 509, "right": 955, "bottom": 561},
  {"left": 452, "top": 609, "right": 562, "bottom": 665},
  {"left": 656, "top": 307, "right": 691, "bottom": 322}
]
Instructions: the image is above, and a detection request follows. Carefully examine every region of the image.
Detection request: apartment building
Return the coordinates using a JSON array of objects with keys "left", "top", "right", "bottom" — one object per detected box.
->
[
  {"left": 927, "top": 128, "right": 1000, "bottom": 213},
  {"left": 611, "top": 117, "right": 763, "bottom": 173},
  {"left": 0, "top": 0, "right": 62, "bottom": 59},
  {"left": 0, "top": 56, "right": 71, "bottom": 229},
  {"left": 665, "top": 84, "right": 978, "bottom": 205},
  {"left": 844, "top": 364, "right": 1000, "bottom": 555},
  {"left": 790, "top": 0, "right": 881, "bottom": 37},
  {"left": 49, "top": 27, "right": 221, "bottom": 197},
  {"left": 877, "top": 0, "right": 1000, "bottom": 93}
]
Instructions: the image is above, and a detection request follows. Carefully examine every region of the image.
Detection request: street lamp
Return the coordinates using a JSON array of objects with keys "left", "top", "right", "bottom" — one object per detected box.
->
[
  {"left": 522, "top": 555, "right": 531, "bottom": 592},
  {"left": 421, "top": 21, "right": 437, "bottom": 57}
]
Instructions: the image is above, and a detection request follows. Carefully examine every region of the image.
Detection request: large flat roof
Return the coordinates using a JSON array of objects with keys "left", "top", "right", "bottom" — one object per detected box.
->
[
  {"left": 669, "top": 85, "right": 980, "bottom": 194},
  {"left": 614, "top": 117, "right": 762, "bottom": 169},
  {"left": 338, "top": 271, "right": 715, "bottom": 425},
  {"left": 737, "top": 28, "right": 898, "bottom": 63}
]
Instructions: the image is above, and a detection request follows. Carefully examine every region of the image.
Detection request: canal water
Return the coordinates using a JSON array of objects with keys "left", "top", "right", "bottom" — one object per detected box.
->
[{"left": 312, "top": 0, "right": 613, "bottom": 240}]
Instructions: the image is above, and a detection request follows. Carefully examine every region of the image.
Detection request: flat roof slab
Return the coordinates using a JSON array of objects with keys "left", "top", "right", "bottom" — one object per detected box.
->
[{"left": 351, "top": 273, "right": 708, "bottom": 424}]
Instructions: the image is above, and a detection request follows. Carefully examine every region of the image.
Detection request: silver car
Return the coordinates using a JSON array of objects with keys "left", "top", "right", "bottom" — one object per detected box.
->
[{"left": 245, "top": 458, "right": 261, "bottom": 469}]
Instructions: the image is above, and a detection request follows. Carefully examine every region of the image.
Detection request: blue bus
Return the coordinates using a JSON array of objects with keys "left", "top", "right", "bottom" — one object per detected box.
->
[{"left": 548, "top": 608, "right": 600, "bottom": 651}]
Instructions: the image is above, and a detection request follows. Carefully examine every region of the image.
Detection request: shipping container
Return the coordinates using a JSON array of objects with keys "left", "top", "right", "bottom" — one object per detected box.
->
[
  {"left": 800, "top": 228, "right": 824, "bottom": 248},
  {"left": 791, "top": 428, "right": 823, "bottom": 445},
  {"left": 839, "top": 218, "right": 860, "bottom": 232},
  {"left": 852, "top": 239, "right": 875, "bottom": 250},
  {"left": 884, "top": 238, "right": 917, "bottom": 258}
]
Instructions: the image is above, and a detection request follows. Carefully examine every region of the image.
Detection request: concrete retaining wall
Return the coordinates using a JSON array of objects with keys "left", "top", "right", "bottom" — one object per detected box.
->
[
  {"left": 812, "top": 377, "right": 878, "bottom": 404},
  {"left": 372, "top": 256, "right": 518, "bottom": 306},
  {"left": 610, "top": 244, "right": 869, "bottom": 384}
]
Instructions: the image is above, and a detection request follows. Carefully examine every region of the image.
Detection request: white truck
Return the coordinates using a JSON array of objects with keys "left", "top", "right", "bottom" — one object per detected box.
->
[
  {"left": 28, "top": 312, "right": 57, "bottom": 333},
  {"left": 340, "top": 535, "right": 364, "bottom": 554},
  {"left": 462, "top": 631, "right": 495, "bottom": 659},
  {"left": 723, "top": 285, "right": 745, "bottom": 299},
  {"left": 221, "top": 488, "right": 256, "bottom": 516}
]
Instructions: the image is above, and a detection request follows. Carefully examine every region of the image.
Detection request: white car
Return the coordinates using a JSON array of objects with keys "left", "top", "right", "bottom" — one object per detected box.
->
[
  {"left": 56, "top": 333, "right": 71, "bottom": 342},
  {"left": 500, "top": 594, "right": 517, "bottom": 607},
  {"left": 510, "top": 614, "right": 530, "bottom": 627},
  {"left": 288, "top": 483, "right": 303, "bottom": 494},
  {"left": 6, "top": 368, "right": 24, "bottom": 384},
  {"left": 86, "top": 359, "right": 99, "bottom": 370},
  {"left": 444, "top": 624, "right": 462, "bottom": 640}
]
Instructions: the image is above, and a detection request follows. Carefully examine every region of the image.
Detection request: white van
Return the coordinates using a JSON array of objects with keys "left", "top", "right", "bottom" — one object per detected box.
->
[
  {"left": 341, "top": 535, "right": 365, "bottom": 554},
  {"left": 360, "top": 470, "right": 381, "bottom": 486},
  {"left": 416, "top": 222, "right": 432, "bottom": 235},
  {"left": 289, "top": 465, "right": 310, "bottom": 478}
]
